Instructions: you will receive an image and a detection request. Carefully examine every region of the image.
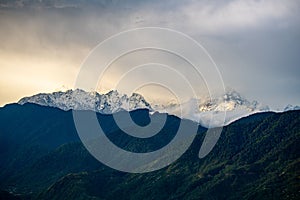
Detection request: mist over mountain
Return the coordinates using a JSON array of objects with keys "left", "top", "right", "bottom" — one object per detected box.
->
[
  {"left": 284, "top": 104, "right": 300, "bottom": 112},
  {"left": 156, "top": 89, "right": 271, "bottom": 127},
  {"left": 1, "top": 0, "right": 299, "bottom": 199},
  {"left": 17, "top": 89, "right": 277, "bottom": 128}
]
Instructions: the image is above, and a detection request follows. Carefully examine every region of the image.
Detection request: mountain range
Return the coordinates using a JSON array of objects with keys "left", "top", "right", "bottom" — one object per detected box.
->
[
  {"left": 18, "top": 89, "right": 152, "bottom": 114},
  {"left": 0, "top": 89, "right": 298, "bottom": 199},
  {"left": 0, "top": 103, "right": 299, "bottom": 199},
  {"left": 17, "top": 89, "right": 279, "bottom": 128}
]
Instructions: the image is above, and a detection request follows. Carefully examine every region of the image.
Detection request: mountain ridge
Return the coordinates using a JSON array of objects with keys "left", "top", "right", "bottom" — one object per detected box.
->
[
  {"left": 0, "top": 103, "right": 299, "bottom": 199},
  {"left": 18, "top": 89, "right": 152, "bottom": 114},
  {"left": 17, "top": 89, "right": 275, "bottom": 128}
]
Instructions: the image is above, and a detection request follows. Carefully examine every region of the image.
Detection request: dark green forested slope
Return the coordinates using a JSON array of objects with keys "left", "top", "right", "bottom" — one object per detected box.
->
[
  {"left": 38, "top": 110, "right": 300, "bottom": 200},
  {"left": 0, "top": 104, "right": 299, "bottom": 200}
]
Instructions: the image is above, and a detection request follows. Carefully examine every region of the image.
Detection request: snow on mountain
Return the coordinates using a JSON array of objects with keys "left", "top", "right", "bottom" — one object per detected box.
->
[
  {"left": 18, "top": 89, "right": 269, "bottom": 128},
  {"left": 153, "top": 90, "right": 270, "bottom": 128},
  {"left": 18, "top": 89, "right": 152, "bottom": 114},
  {"left": 284, "top": 104, "right": 300, "bottom": 111},
  {"left": 198, "top": 90, "right": 269, "bottom": 112}
]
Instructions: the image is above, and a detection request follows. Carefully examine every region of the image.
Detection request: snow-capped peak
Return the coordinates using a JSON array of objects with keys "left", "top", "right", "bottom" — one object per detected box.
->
[
  {"left": 18, "top": 89, "right": 270, "bottom": 128},
  {"left": 152, "top": 90, "right": 270, "bottom": 128},
  {"left": 18, "top": 89, "right": 152, "bottom": 114},
  {"left": 284, "top": 104, "right": 300, "bottom": 111},
  {"left": 198, "top": 90, "right": 269, "bottom": 112}
]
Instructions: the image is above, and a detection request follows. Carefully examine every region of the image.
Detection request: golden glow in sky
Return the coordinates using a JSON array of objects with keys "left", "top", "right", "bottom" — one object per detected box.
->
[
  {"left": 0, "top": 49, "right": 86, "bottom": 106},
  {"left": 0, "top": 0, "right": 299, "bottom": 108}
]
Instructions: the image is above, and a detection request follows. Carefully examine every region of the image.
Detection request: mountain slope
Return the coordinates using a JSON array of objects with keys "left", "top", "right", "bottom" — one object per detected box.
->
[
  {"left": 0, "top": 103, "right": 82, "bottom": 193},
  {"left": 0, "top": 104, "right": 299, "bottom": 199},
  {"left": 38, "top": 110, "right": 300, "bottom": 200},
  {"left": 0, "top": 103, "right": 202, "bottom": 196}
]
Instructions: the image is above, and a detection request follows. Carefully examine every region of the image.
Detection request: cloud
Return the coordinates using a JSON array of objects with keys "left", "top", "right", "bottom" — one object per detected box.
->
[
  {"left": 180, "top": 0, "right": 299, "bottom": 34},
  {"left": 0, "top": 0, "right": 299, "bottom": 108}
]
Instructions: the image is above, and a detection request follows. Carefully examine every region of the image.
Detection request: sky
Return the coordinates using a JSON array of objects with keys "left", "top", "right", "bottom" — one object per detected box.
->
[{"left": 0, "top": 0, "right": 299, "bottom": 109}]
